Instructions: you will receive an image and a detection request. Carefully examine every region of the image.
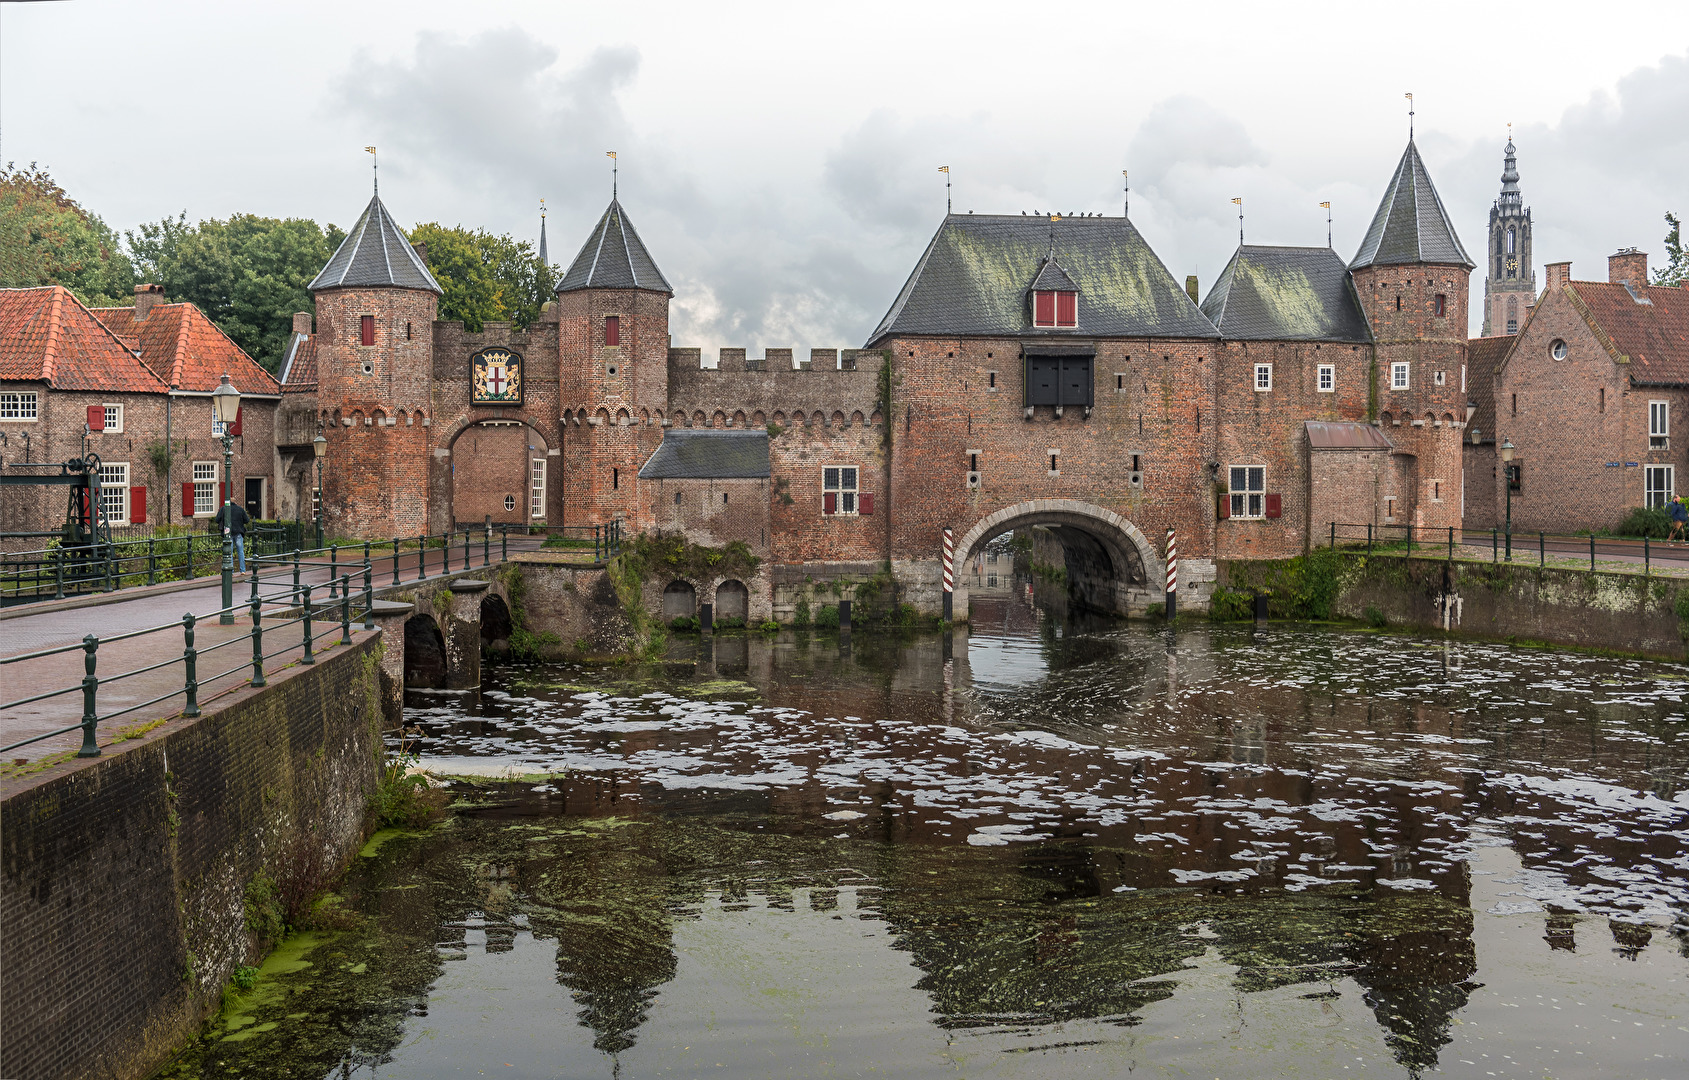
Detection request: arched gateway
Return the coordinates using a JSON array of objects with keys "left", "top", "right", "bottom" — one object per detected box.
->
[{"left": 954, "top": 499, "right": 1165, "bottom": 618}]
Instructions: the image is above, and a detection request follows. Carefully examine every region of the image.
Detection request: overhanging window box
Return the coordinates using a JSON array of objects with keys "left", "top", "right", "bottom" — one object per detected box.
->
[{"left": 1023, "top": 346, "right": 1095, "bottom": 419}]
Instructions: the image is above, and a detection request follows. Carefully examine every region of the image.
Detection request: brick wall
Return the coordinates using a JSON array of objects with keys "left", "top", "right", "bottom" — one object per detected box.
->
[
  {"left": 0, "top": 634, "right": 383, "bottom": 1080},
  {"left": 1308, "top": 448, "right": 1391, "bottom": 544}
]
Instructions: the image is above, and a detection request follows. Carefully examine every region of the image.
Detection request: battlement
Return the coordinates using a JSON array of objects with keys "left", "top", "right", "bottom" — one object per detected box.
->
[{"left": 668, "top": 347, "right": 885, "bottom": 374}]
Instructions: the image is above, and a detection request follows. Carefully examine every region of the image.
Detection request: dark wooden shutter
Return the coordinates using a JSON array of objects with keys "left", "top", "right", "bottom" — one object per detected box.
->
[
  {"left": 131, "top": 486, "right": 146, "bottom": 524},
  {"left": 229, "top": 406, "right": 242, "bottom": 437},
  {"left": 182, "top": 483, "right": 195, "bottom": 517},
  {"left": 859, "top": 492, "right": 874, "bottom": 516},
  {"left": 823, "top": 491, "right": 837, "bottom": 515},
  {"left": 360, "top": 315, "right": 375, "bottom": 346},
  {"left": 1034, "top": 291, "right": 1055, "bottom": 326},
  {"left": 86, "top": 404, "right": 105, "bottom": 430},
  {"left": 1056, "top": 292, "right": 1077, "bottom": 327},
  {"left": 605, "top": 316, "right": 620, "bottom": 346},
  {"left": 1265, "top": 493, "right": 1282, "bottom": 518},
  {"left": 1217, "top": 493, "right": 1230, "bottom": 519}
]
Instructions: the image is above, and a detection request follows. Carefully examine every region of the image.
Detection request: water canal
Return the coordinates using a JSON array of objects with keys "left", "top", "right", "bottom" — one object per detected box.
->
[{"left": 159, "top": 599, "right": 1688, "bottom": 1079}]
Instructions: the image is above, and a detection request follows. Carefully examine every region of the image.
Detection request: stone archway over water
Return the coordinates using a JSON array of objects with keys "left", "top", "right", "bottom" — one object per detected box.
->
[{"left": 954, "top": 499, "right": 1164, "bottom": 618}]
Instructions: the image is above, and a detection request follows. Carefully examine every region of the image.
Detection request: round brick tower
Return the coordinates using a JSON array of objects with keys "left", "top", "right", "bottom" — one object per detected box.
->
[
  {"left": 308, "top": 191, "right": 443, "bottom": 539},
  {"left": 554, "top": 196, "right": 673, "bottom": 529},
  {"left": 1349, "top": 138, "right": 1475, "bottom": 535}
]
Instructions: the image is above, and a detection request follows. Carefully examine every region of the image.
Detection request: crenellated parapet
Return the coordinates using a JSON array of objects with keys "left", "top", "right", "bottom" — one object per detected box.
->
[{"left": 664, "top": 346, "right": 888, "bottom": 430}]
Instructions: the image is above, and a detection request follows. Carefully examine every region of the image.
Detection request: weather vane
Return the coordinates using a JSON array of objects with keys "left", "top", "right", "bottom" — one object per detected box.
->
[
  {"left": 607, "top": 151, "right": 617, "bottom": 199},
  {"left": 938, "top": 166, "right": 950, "bottom": 215},
  {"left": 365, "top": 146, "right": 377, "bottom": 194},
  {"left": 1320, "top": 201, "right": 1332, "bottom": 248},
  {"left": 1405, "top": 92, "right": 1414, "bottom": 139},
  {"left": 1123, "top": 170, "right": 1129, "bottom": 218},
  {"left": 1232, "top": 197, "right": 1243, "bottom": 245}
]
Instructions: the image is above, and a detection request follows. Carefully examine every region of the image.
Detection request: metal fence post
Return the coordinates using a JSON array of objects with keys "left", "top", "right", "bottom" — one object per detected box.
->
[
  {"left": 186, "top": 532, "right": 197, "bottom": 581},
  {"left": 77, "top": 635, "right": 100, "bottom": 757},
  {"left": 53, "top": 546, "right": 64, "bottom": 600},
  {"left": 1645, "top": 536, "right": 1651, "bottom": 576},
  {"left": 483, "top": 526, "right": 490, "bottom": 567},
  {"left": 363, "top": 541, "right": 371, "bottom": 575},
  {"left": 501, "top": 525, "right": 508, "bottom": 562},
  {"left": 417, "top": 535, "right": 427, "bottom": 583},
  {"left": 595, "top": 525, "right": 602, "bottom": 563},
  {"left": 293, "top": 548, "right": 301, "bottom": 591},
  {"left": 1366, "top": 523, "right": 1373, "bottom": 559},
  {"left": 328, "top": 544, "right": 339, "bottom": 599},
  {"left": 147, "top": 537, "right": 157, "bottom": 586},
  {"left": 1539, "top": 532, "right": 1545, "bottom": 567},
  {"left": 393, "top": 538, "right": 401, "bottom": 586},
  {"left": 1448, "top": 526, "right": 1454, "bottom": 561},
  {"left": 340, "top": 575, "right": 352, "bottom": 645},
  {"left": 1492, "top": 529, "right": 1497, "bottom": 563},
  {"left": 250, "top": 588, "right": 266, "bottom": 687},
  {"left": 301, "top": 584, "right": 315, "bottom": 664},
  {"left": 462, "top": 528, "right": 470, "bottom": 571},
  {"left": 364, "top": 558, "right": 375, "bottom": 631},
  {"left": 182, "top": 613, "right": 200, "bottom": 718},
  {"left": 1590, "top": 535, "right": 1596, "bottom": 571}
]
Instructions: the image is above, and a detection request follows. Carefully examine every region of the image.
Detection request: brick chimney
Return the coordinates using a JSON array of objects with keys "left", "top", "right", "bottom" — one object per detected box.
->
[
  {"left": 1544, "top": 262, "right": 1572, "bottom": 293},
  {"left": 133, "top": 283, "right": 165, "bottom": 320},
  {"left": 1609, "top": 248, "right": 1648, "bottom": 286},
  {"left": 292, "top": 312, "right": 312, "bottom": 336},
  {"left": 1185, "top": 275, "right": 1199, "bottom": 303}
]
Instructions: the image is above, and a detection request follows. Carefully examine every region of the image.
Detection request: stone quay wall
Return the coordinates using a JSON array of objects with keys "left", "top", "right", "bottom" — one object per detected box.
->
[{"left": 0, "top": 634, "right": 384, "bottom": 1080}]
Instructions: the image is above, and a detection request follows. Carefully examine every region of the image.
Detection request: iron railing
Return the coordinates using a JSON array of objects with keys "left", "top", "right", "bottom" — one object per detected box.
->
[{"left": 1327, "top": 522, "right": 1689, "bottom": 575}]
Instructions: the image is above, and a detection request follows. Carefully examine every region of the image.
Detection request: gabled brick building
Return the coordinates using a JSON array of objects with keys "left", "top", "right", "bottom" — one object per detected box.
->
[
  {"left": 1481, "top": 251, "right": 1689, "bottom": 533},
  {"left": 0, "top": 285, "right": 279, "bottom": 538}
]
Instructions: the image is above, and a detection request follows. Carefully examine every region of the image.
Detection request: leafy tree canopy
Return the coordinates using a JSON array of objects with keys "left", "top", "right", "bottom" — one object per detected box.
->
[
  {"left": 0, "top": 162, "right": 137, "bottom": 305},
  {"left": 410, "top": 222, "right": 556, "bottom": 333},
  {"left": 127, "top": 213, "right": 346, "bottom": 371},
  {"left": 1654, "top": 212, "right": 1687, "bottom": 287}
]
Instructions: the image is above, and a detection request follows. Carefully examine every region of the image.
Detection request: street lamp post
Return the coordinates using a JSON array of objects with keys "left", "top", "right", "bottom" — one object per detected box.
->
[
  {"left": 212, "top": 374, "right": 242, "bottom": 624},
  {"left": 1501, "top": 437, "right": 1516, "bottom": 562},
  {"left": 313, "top": 431, "right": 328, "bottom": 551}
]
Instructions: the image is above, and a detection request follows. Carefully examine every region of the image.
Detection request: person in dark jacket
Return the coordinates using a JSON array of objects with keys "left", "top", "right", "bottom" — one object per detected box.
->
[
  {"left": 214, "top": 500, "right": 251, "bottom": 571},
  {"left": 1669, "top": 497, "right": 1689, "bottom": 541}
]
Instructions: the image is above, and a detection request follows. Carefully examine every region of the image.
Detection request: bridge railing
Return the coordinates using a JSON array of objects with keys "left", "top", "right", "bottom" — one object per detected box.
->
[{"left": 1328, "top": 522, "right": 1689, "bottom": 576}]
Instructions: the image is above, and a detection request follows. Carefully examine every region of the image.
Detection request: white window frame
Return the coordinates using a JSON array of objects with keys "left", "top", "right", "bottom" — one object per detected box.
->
[
  {"left": 1649, "top": 401, "right": 1669, "bottom": 450},
  {"left": 1317, "top": 364, "right": 1335, "bottom": 392},
  {"left": 823, "top": 465, "right": 859, "bottom": 515},
  {"left": 192, "top": 461, "right": 218, "bottom": 516},
  {"left": 0, "top": 391, "right": 38, "bottom": 420},
  {"left": 1228, "top": 465, "right": 1266, "bottom": 519},
  {"left": 102, "top": 403, "right": 123, "bottom": 433},
  {"left": 1645, "top": 465, "right": 1674, "bottom": 508},
  {"left": 1254, "top": 364, "right": 1273, "bottom": 392},
  {"left": 530, "top": 457, "right": 547, "bottom": 519},
  {"left": 99, "top": 461, "right": 129, "bottom": 524},
  {"left": 1391, "top": 362, "right": 1410, "bottom": 390}
]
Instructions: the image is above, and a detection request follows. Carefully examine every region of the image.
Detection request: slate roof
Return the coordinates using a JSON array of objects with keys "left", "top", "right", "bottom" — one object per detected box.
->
[
  {"left": 308, "top": 194, "right": 442, "bottom": 294},
  {"left": 1029, "top": 257, "right": 1079, "bottom": 293},
  {"left": 1464, "top": 335, "right": 1514, "bottom": 444},
  {"left": 1568, "top": 280, "right": 1689, "bottom": 387},
  {"left": 1200, "top": 245, "right": 1371, "bottom": 342},
  {"left": 0, "top": 286, "right": 168, "bottom": 392},
  {"left": 1350, "top": 141, "right": 1474, "bottom": 271},
  {"left": 278, "top": 332, "right": 318, "bottom": 392},
  {"left": 866, "top": 214, "right": 1219, "bottom": 344},
  {"left": 1306, "top": 420, "right": 1393, "bottom": 450},
  {"left": 91, "top": 302, "right": 280, "bottom": 394},
  {"left": 557, "top": 199, "right": 673, "bottom": 295},
  {"left": 638, "top": 429, "right": 770, "bottom": 480}
]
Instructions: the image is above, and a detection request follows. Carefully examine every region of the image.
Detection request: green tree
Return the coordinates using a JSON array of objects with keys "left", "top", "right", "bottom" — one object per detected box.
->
[
  {"left": 410, "top": 222, "right": 556, "bottom": 332},
  {"left": 127, "top": 214, "right": 345, "bottom": 371},
  {"left": 1653, "top": 212, "right": 1686, "bottom": 287},
  {"left": 0, "top": 162, "right": 136, "bottom": 305}
]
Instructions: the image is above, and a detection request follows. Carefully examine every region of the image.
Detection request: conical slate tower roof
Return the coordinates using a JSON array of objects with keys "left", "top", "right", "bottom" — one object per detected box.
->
[
  {"left": 1350, "top": 141, "right": 1474, "bottom": 270},
  {"left": 309, "top": 194, "right": 442, "bottom": 293},
  {"left": 557, "top": 199, "right": 672, "bottom": 295}
]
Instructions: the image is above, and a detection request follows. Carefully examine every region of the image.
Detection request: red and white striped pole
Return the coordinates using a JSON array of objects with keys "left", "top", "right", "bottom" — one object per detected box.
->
[
  {"left": 942, "top": 527, "right": 954, "bottom": 621},
  {"left": 1164, "top": 527, "right": 1177, "bottom": 620}
]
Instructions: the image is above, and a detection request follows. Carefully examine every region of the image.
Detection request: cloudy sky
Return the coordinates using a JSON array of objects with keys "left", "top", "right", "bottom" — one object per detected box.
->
[{"left": 5, "top": 1, "right": 1687, "bottom": 350}]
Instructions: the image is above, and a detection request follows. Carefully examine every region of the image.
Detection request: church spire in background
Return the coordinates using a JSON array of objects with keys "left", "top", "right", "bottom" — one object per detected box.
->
[
  {"left": 538, "top": 198, "right": 549, "bottom": 266},
  {"left": 1483, "top": 129, "right": 1535, "bottom": 337}
]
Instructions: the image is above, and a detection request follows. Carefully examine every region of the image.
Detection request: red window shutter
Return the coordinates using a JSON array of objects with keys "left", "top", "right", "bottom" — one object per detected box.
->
[
  {"left": 859, "top": 492, "right": 874, "bottom": 516},
  {"left": 360, "top": 315, "right": 375, "bottom": 346},
  {"left": 86, "top": 404, "right": 105, "bottom": 431},
  {"left": 219, "top": 482, "right": 228, "bottom": 508},
  {"left": 823, "top": 491, "right": 837, "bottom": 515},
  {"left": 131, "top": 486, "right": 146, "bottom": 524},
  {"left": 605, "top": 315, "right": 620, "bottom": 346},
  {"left": 182, "top": 483, "right": 195, "bottom": 517},
  {"left": 1034, "top": 291, "right": 1055, "bottom": 326},
  {"left": 1265, "top": 493, "right": 1282, "bottom": 518},
  {"left": 229, "top": 406, "right": 242, "bottom": 438},
  {"left": 1056, "top": 292, "right": 1077, "bottom": 327},
  {"left": 1217, "top": 493, "right": 1230, "bottom": 519}
]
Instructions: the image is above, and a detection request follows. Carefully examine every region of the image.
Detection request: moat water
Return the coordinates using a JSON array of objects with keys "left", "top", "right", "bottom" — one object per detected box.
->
[{"left": 160, "top": 599, "right": 1688, "bottom": 1079}]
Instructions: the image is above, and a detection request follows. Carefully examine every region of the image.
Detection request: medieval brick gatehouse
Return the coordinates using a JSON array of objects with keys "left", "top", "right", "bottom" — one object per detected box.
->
[{"left": 269, "top": 136, "right": 1475, "bottom": 618}]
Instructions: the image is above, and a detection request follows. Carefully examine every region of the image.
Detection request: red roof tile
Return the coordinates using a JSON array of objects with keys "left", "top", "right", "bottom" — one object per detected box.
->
[
  {"left": 90, "top": 302, "right": 281, "bottom": 395},
  {"left": 1566, "top": 280, "right": 1689, "bottom": 387},
  {"left": 0, "top": 286, "right": 169, "bottom": 392},
  {"left": 279, "top": 333, "right": 318, "bottom": 392}
]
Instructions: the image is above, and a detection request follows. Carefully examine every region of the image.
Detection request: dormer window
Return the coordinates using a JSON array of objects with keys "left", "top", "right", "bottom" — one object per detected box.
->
[{"left": 1033, "top": 290, "right": 1077, "bottom": 328}]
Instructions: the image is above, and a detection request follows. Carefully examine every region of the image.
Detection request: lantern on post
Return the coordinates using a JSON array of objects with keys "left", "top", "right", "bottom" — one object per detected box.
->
[{"left": 212, "top": 375, "right": 242, "bottom": 623}]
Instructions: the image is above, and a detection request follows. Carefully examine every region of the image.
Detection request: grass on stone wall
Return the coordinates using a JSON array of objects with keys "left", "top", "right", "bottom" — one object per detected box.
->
[{"left": 1215, "top": 548, "right": 1344, "bottom": 621}]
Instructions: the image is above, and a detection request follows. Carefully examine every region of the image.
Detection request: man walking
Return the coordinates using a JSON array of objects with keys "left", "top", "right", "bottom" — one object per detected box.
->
[
  {"left": 214, "top": 499, "right": 251, "bottom": 572},
  {"left": 1669, "top": 496, "right": 1689, "bottom": 542}
]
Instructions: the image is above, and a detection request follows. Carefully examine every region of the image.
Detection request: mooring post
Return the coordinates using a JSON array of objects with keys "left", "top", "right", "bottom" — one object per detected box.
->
[
  {"left": 181, "top": 613, "right": 200, "bottom": 718},
  {"left": 301, "top": 584, "right": 315, "bottom": 664},
  {"left": 941, "top": 527, "right": 954, "bottom": 622},
  {"left": 77, "top": 635, "right": 100, "bottom": 757},
  {"left": 1164, "top": 528, "right": 1177, "bottom": 621}
]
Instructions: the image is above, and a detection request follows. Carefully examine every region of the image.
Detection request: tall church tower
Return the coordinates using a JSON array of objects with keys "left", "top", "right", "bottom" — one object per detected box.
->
[{"left": 1482, "top": 137, "right": 1534, "bottom": 336}]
